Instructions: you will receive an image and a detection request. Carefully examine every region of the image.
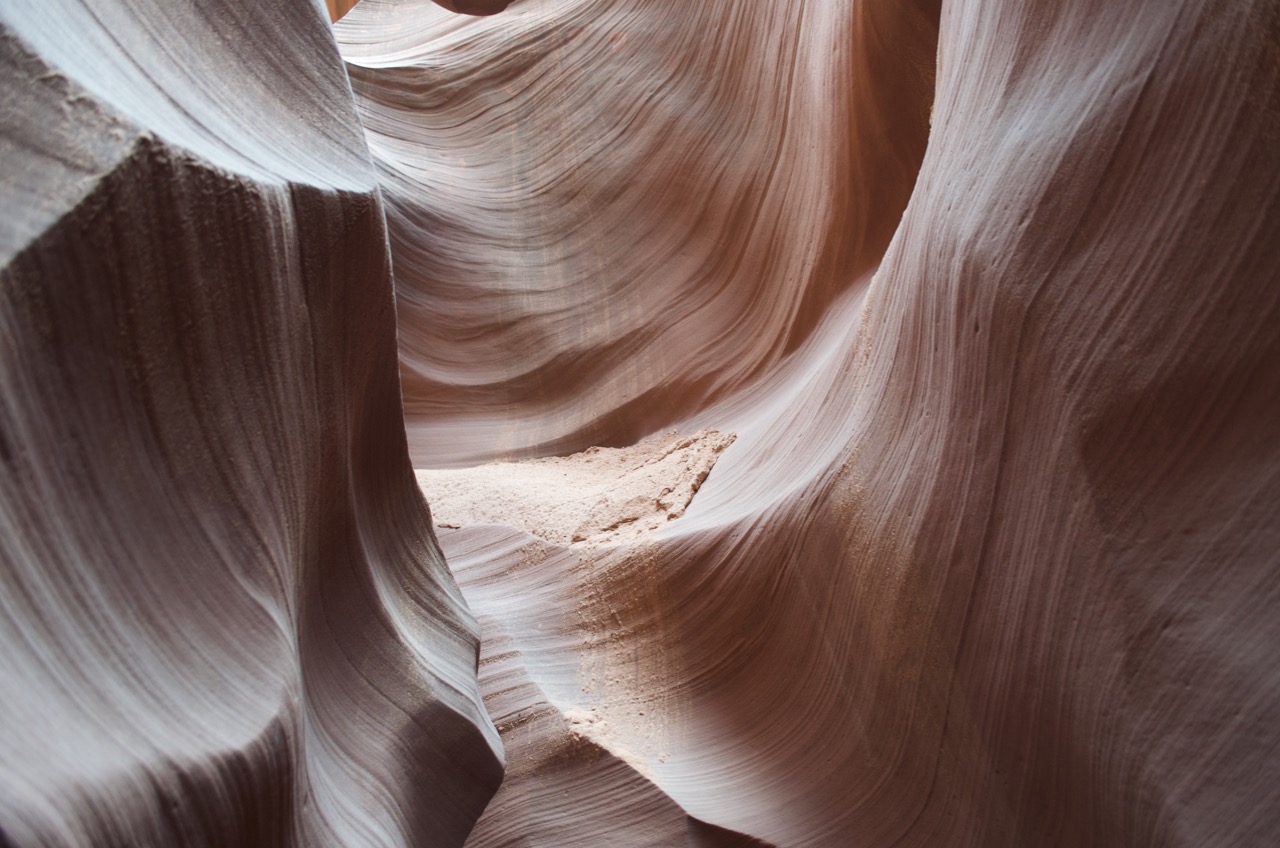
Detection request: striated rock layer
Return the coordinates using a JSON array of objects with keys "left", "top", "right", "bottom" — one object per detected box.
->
[
  {"left": 341, "top": 0, "right": 1280, "bottom": 845},
  {"left": 1, "top": 0, "right": 1277, "bottom": 846},
  {"left": 0, "top": 1, "right": 500, "bottom": 846},
  {"left": 341, "top": 0, "right": 941, "bottom": 467}
]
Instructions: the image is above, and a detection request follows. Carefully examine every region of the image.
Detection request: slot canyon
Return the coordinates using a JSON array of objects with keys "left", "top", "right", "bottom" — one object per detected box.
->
[{"left": 2, "top": 0, "right": 1278, "bottom": 845}]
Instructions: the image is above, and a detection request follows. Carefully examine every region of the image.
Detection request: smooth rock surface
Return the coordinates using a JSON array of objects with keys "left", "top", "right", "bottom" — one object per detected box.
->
[
  {"left": 341, "top": 0, "right": 1280, "bottom": 845},
  {"left": 341, "top": 0, "right": 940, "bottom": 467},
  {"left": 1, "top": 0, "right": 1277, "bottom": 846},
  {"left": 0, "top": 2, "right": 500, "bottom": 846}
]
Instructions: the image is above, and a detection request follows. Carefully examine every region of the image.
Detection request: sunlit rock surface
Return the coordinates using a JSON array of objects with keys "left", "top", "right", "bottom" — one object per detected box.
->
[{"left": 2, "top": 0, "right": 1279, "bottom": 845}]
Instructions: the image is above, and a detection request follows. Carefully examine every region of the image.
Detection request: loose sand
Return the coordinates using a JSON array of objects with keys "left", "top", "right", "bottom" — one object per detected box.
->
[{"left": 416, "top": 429, "right": 736, "bottom": 547}]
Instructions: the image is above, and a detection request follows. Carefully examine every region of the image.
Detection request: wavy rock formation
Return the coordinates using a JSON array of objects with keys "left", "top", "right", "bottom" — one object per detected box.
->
[
  {"left": 0, "top": 1, "right": 499, "bottom": 845},
  {"left": 340, "top": 0, "right": 940, "bottom": 466},
  {"left": 340, "top": 0, "right": 1280, "bottom": 845},
  {"left": 3, "top": 0, "right": 1279, "bottom": 846}
]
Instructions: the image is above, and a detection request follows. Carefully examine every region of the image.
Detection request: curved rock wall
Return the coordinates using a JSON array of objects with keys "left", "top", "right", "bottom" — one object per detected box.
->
[
  {"left": 0, "top": 1, "right": 499, "bottom": 845},
  {"left": 341, "top": 0, "right": 940, "bottom": 466},
  {"left": 343, "top": 0, "right": 1280, "bottom": 845},
  {"left": 2, "top": 0, "right": 1277, "bottom": 846}
]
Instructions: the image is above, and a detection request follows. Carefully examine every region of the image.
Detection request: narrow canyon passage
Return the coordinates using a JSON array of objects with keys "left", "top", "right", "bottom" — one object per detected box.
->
[
  {"left": 339, "top": 0, "right": 945, "bottom": 841},
  {"left": 2, "top": 0, "right": 1278, "bottom": 846}
]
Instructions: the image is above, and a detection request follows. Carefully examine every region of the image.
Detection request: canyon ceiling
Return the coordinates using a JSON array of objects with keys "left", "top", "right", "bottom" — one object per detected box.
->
[{"left": 2, "top": 0, "right": 1278, "bottom": 845}]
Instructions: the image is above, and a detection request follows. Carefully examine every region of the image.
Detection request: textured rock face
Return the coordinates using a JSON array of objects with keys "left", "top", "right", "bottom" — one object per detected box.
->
[
  {"left": 340, "top": 0, "right": 940, "bottom": 467},
  {"left": 0, "top": 1, "right": 499, "bottom": 846},
  {"left": 341, "top": 0, "right": 1280, "bottom": 844},
  {"left": 3, "top": 0, "right": 1279, "bottom": 847}
]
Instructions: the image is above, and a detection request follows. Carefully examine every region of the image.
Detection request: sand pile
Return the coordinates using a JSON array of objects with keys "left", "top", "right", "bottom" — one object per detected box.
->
[{"left": 417, "top": 429, "right": 736, "bottom": 546}]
